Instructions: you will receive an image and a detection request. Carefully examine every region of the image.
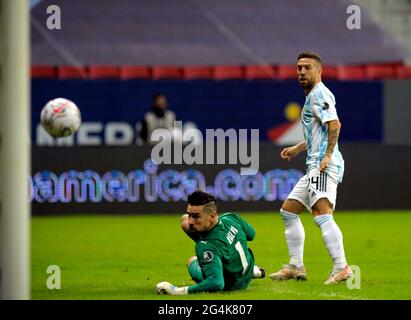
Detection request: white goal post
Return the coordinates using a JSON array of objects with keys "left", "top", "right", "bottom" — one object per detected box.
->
[{"left": 0, "top": 0, "right": 30, "bottom": 300}]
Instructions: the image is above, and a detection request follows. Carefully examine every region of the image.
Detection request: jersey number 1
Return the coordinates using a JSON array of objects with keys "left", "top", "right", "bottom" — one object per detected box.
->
[{"left": 235, "top": 241, "right": 248, "bottom": 275}]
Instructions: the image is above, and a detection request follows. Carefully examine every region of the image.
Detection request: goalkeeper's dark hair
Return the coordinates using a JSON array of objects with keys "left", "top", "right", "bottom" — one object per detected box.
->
[
  {"left": 297, "top": 51, "right": 322, "bottom": 65},
  {"left": 188, "top": 191, "right": 217, "bottom": 214}
]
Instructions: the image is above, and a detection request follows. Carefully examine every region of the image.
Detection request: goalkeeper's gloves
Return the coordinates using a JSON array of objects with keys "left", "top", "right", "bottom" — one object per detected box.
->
[{"left": 156, "top": 281, "right": 189, "bottom": 295}]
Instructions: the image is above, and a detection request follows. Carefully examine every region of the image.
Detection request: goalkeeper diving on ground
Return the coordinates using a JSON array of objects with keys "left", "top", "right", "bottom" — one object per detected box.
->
[{"left": 156, "top": 191, "right": 265, "bottom": 295}]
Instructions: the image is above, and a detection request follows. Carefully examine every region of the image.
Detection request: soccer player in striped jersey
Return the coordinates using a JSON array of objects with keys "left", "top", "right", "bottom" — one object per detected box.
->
[{"left": 270, "top": 51, "right": 352, "bottom": 285}]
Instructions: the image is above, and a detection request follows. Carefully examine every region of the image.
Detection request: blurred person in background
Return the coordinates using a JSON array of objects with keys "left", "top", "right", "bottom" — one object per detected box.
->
[{"left": 139, "top": 93, "right": 177, "bottom": 145}]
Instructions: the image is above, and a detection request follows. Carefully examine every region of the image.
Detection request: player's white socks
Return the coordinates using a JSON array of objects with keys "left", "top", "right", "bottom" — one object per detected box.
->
[
  {"left": 314, "top": 214, "right": 347, "bottom": 271},
  {"left": 280, "top": 209, "right": 305, "bottom": 268}
]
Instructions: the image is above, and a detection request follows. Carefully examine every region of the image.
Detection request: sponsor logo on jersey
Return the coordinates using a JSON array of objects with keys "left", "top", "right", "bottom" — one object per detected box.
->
[{"left": 204, "top": 251, "right": 214, "bottom": 262}]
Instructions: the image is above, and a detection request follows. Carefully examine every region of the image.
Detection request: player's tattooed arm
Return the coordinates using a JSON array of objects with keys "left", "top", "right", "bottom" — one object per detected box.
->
[
  {"left": 320, "top": 120, "right": 340, "bottom": 172},
  {"left": 325, "top": 120, "right": 341, "bottom": 156}
]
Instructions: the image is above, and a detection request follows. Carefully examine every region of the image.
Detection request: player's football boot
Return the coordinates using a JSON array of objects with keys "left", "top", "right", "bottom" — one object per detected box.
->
[
  {"left": 253, "top": 265, "right": 266, "bottom": 279},
  {"left": 324, "top": 265, "right": 353, "bottom": 285},
  {"left": 269, "top": 264, "right": 307, "bottom": 281}
]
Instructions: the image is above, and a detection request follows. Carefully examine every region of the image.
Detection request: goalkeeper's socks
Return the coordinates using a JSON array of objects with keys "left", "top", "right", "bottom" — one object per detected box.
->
[
  {"left": 314, "top": 214, "right": 347, "bottom": 271},
  {"left": 280, "top": 209, "right": 305, "bottom": 268}
]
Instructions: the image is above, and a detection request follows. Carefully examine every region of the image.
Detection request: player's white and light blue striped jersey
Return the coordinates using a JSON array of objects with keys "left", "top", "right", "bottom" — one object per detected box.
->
[{"left": 302, "top": 82, "right": 344, "bottom": 182}]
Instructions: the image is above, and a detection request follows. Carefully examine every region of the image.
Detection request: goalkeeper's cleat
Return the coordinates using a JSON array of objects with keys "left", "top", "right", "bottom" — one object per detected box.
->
[
  {"left": 269, "top": 264, "right": 307, "bottom": 281},
  {"left": 324, "top": 265, "right": 353, "bottom": 285},
  {"left": 253, "top": 265, "right": 266, "bottom": 279}
]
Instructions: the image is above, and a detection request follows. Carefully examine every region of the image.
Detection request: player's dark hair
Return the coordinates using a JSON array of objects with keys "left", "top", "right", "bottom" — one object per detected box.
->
[
  {"left": 297, "top": 51, "right": 322, "bottom": 65},
  {"left": 188, "top": 191, "right": 217, "bottom": 206}
]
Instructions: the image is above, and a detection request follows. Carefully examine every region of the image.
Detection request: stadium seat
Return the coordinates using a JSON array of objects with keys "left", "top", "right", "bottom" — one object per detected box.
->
[
  {"left": 182, "top": 66, "right": 213, "bottom": 80},
  {"left": 365, "top": 64, "right": 396, "bottom": 80},
  {"left": 277, "top": 65, "right": 297, "bottom": 80},
  {"left": 213, "top": 66, "right": 244, "bottom": 80},
  {"left": 321, "top": 65, "right": 338, "bottom": 80},
  {"left": 31, "top": 65, "right": 57, "bottom": 78},
  {"left": 244, "top": 65, "right": 276, "bottom": 80},
  {"left": 395, "top": 65, "right": 411, "bottom": 79},
  {"left": 119, "top": 66, "right": 151, "bottom": 80},
  {"left": 57, "top": 66, "right": 88, "bottom": 79},
  {"left": 152, "top": 66, "right": 182, "bottom": 80},
  {"left": 337, "top": 65, "right": 366, "bottom": 80},
  {"left": 88, "top": 65, "right": 119, "bottom": 79}
]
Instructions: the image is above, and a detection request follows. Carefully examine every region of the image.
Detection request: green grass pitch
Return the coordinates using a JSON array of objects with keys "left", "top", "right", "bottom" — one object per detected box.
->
[{"left": 32, "top": 211, "right": 411, "bottom": 300}]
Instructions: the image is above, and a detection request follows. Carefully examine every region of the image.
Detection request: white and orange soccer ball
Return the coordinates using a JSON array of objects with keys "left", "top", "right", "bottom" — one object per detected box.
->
[{"left": 40, "top": 98, "right": 82, "bottom": 138}]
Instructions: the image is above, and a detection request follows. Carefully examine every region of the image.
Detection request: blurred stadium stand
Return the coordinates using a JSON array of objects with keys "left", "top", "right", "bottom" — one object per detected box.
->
[
  {"left": 396, "top": 64, "right": 411, "bottom": 78},
  {"left": 244, "top": 65, "right": 276, "bottom": 80},
  {"left": 29, "top": 0, "right": 411, "bottom": 146},
  {"left": 365, "top": 64, "right": 397, "bottom": 80},
  {"left": 88, "top": 65, "right": 119, "bottom": 80},
  {"left": 31, "top": 65, "right": 56, "bottom": 78},
  {"left": 119, "top": 66, "right": 151, "bottom": 80},
  {"left": 356, "top": 0, "right": 411, "bottom": 64},
  {"left": 31, "top": 64, "right": 411, "bottom": 80},
  {"left": 213, "top": 66, "right": 244, "bottom": 80},
  {"left": 28, "top": 0, "right": 411, "bottom": 214},
  {"left": 182, "top": 66, "right": 214, "bottom": 80},
  {"left": 337, "top": 65, "right": 367, "bottom": 81},
  {"left": 321, "top": 66, "right": 338, "bottom": 80},
  {"left": 31, "top": 0, "right": 409, "bottom": 66},
  {"left": 277, "top": 65, "right": 299, "bottom": 80},
  {"left": 57, "top": 65, "right": 88, "bottom": 79},
  {"left": 151, "top": 66, "right": 182, "bottom": 80},
  {"left": 30, "top": 0, "right": 411, "bottom": 80}
]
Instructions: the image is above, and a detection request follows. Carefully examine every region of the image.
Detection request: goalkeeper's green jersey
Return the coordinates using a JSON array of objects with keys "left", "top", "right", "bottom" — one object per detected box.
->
[{"left": 188, "top": 212, "right": 256, "bottom": 294}]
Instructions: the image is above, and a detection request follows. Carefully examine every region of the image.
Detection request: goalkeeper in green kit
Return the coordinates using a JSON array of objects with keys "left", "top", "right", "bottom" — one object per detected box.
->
[{"left": 156, "top": 191, "right": 265, "bottom": 295}]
